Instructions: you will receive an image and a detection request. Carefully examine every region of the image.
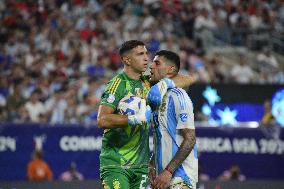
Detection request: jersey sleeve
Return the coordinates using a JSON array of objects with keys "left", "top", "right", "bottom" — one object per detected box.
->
[
  {"left": 147, "top": 78, "right": 175, "bottom": 108},
  {"left": 170, "top": 89, "right": 195, "bottom": 130},
  {"left": 100, "top": 77, "right": 125, "bottom": 110}
]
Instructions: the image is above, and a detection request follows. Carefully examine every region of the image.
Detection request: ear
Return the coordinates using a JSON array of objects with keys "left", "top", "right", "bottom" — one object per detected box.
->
[
  {"left": 122, "top": 56, "right": 131, "bottom": 66},
  {"left": 167, "top": 65, "right": 177, "bottom": 77}
]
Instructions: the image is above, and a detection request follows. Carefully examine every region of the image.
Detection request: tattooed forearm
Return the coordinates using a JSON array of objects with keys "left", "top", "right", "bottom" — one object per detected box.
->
[{"left": 165, "top": 128, "right": 196, "bottom": 173}]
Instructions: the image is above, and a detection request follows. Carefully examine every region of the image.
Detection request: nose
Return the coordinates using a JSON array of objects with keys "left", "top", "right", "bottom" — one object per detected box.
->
[
  {"left": 144, "top": 56, "right": 149, "bottom": 62},
  {"left": 144, "top": 53, "right": 149, "bottom": 61}
]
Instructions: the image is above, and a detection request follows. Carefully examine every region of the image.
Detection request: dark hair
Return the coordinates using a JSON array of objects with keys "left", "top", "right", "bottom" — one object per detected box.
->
[
  {"left": 33, "top": 150, "right": 43, "bottom": 159},
  {"left": 119, "top": 40, "right": 145, "bottom": 56},
  {"left": 155, "top": 50, "right": 180, "bottom": 71}
]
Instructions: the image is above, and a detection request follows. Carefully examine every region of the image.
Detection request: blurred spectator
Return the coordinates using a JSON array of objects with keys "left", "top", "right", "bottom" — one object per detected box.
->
[
  {"left": 6, "top": 83, "right": 24, "bottom": 121},
  {"left": 45, "top": 89, "right": 68, "bottom": 124},
  {"left": 198, "top": 161, "right": 210, "bottom": 182},
  {"left": 194, "top": 8, "right": 217, "bottom": 49},
  {"left": 24, "top": 90, "right": 45, "bottom": 122},
  {"left": 59, "top": 162, "right": 84, "bottom": 181},
  {"left": 27, "top": 150, "right": 53, "bottom": 181},
  {"left": 260, "top": 99, "right": 275, "bottom": 126},
  {"left": 257, "top": 48, "right": 279, "bottom": 69},
  {"left": 218, "top": 164, "right": 246, "bottom": 182},
  {"left": 0, "top": 0, "right": 283, "bottom": 124},
  {"left": 231, "top": 55, "right": 254, "bottom": 84}
]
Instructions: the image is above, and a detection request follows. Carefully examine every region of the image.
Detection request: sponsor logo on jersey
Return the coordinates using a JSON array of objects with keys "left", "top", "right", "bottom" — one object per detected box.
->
[{"left": 180, "top": 113, "right": 188, "bottom": 122}]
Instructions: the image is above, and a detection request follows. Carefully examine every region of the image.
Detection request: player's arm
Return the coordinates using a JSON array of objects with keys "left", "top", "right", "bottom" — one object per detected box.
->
[
  {"left": 97, "top": 105, "right": 129, "bottom": 129},
  {"left": 97, "top": 78, "right": 130, "bottom": 129},
  {"left": 172, "top": 74, "right": 197, "bottom": 88},
  {"left": 165, "top": 128, "right": 196, "bottom": 174},
  {"left": 153, "top": 91, "right": 196, "bottom": 189},
  {"left": 147, "top": 74, "right": 196, "bottom": 108},
  {"left": 153, "top": 128, "right": 196, "bottom": 189},
  {"left": 98, "top": 100, "right": 151, "bottom": 129},
  {"left": 165, "top": 91, "right": 196, "bottom": 174}
]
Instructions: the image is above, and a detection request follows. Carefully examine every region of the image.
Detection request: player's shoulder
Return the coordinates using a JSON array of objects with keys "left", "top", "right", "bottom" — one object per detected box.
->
[
  {"left": 104, "top": 73, "right": 128, "bottom": 94},
  {"left": 168, "top": 87, "right": 188, "bottom": 97},
  {"left": 106, "top": 73, "right": 127, "bottom": 86},
  {"left": 168, "top": 88, "right": 192, "bottom": 102},
  {"left": 168, "top": 88, "right": 193, "bottom": 110}
]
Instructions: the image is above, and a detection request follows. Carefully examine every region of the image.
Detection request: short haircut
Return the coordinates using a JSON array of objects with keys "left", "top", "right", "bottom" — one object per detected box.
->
[
  {"left": 33, "top": 150, "right": 43, "bottom": 159},
  {"left": 119, "top": 40, "right": 145, "bottom": 56},
  {"left": 155, "top": 50, "right": 180, "bottom": 71}
]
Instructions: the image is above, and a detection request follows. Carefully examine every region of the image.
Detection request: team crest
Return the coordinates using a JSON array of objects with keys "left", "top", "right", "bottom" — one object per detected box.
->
[
  {"left": 180, "top": 113, "right": 188, "bottom": 122},
  {"left": 107, "top": 94, "right": 115, "bottom": 103},
  {"left": 113, "top": 179, "right": 121, "bottom": 189},
  {"left": 135, "top": 88, "right": 143, "bottom": 98}
]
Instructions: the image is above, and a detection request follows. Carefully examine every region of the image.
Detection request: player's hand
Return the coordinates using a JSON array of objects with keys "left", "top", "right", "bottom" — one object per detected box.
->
[
  {"left": 128, "top": 99, "right": 152, "bottom": 126},
  {"left": 153, "top": 169, "right": 172, "bottom": 189}
]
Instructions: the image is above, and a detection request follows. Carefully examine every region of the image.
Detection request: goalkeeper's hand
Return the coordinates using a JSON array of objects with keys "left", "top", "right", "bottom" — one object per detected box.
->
[
  {"left": 147, "top": 78, "right": 176, "bottom": 108},
  {"left": 128, "top": 99, "right": 152, "bottom": 127}
]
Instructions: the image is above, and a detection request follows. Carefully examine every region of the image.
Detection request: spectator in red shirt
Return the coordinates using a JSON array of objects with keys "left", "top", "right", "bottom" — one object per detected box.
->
[{"left": 27, "top": 150, "right": 53, "bottom": 181}]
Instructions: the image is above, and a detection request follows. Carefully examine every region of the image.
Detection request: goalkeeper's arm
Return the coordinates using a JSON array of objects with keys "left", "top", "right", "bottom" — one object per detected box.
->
[{"left": 98, "top": 99, "right": 151, "bottom": 129}]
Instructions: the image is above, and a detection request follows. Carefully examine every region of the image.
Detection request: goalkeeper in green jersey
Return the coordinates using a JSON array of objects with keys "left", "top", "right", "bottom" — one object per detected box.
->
[{"left": 98, "top": 40, "right": 195, "bottom": 189}]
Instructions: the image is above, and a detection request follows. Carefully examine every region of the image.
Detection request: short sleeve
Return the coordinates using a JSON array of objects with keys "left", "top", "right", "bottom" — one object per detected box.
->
[
  {"left": 100, "top": 77, "right": 125, "bottom": 110},
  {"left": 170, "top": 89, "right": 195, "bottom": 130}
]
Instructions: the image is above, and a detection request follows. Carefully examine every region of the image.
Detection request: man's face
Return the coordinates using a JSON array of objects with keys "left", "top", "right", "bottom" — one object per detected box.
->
[
  {"left": 150, "top": 55, "right": 170, "bottom": 83},
  {"left": 127, "top": 45, "right": 149, "bottom": 73}
]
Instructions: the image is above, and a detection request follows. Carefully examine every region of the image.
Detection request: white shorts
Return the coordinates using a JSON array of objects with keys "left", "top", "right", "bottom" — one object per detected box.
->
[{"left": 169, "top": 177, "right": 196, "bottom": 189}]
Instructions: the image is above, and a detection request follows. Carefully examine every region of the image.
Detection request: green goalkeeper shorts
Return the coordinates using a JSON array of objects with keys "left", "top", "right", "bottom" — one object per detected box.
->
[{"left": 100, "top": 167, "right": 149, "bottom": 189}]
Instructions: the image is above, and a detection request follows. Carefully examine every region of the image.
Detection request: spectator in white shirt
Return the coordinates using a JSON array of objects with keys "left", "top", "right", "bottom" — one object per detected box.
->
[
  {"left": 231, "top": 55, "right": 254, "bottom": 84},
  {"left": 45, "top": 89, "right": 68, "bottom": 124},
  {"left": 25, "top": 90, "right": 45, "bottom": 122}
]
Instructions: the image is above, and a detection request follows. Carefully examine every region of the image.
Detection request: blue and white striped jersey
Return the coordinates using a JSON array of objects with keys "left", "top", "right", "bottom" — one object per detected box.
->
[{"left": 152, "top": 87, "right": 198, "bottom": 185}]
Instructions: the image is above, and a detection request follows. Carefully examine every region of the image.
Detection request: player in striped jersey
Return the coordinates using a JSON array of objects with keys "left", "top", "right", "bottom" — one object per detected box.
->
[{"left": 148, "top": 50, "right": 198, "bottom": 189}]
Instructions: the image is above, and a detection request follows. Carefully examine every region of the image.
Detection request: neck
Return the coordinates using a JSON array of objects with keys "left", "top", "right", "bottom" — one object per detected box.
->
[
  {"left": 167, "top": 72, "right": 177, "bottom": 79},
  {"left": 123, "top": 67, "right": 141, "bottom": 80}
]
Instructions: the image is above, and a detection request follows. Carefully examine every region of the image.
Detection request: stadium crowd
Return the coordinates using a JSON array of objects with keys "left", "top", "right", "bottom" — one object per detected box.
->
[{"left": 0, "top": 0, "right": 283, "bottom": 124}]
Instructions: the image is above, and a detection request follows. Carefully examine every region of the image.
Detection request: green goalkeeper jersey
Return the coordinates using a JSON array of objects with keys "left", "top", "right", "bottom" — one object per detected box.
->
[{"left": 100, "top": 72, "right": 151, "bottom": 169}]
